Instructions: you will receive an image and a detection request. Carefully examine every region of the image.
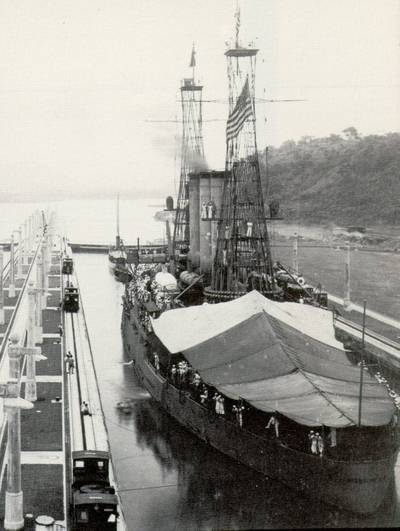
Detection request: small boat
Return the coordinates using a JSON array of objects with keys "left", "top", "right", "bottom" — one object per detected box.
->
[
  {"left": 116, "top": 398, "right": 134, "bottom": 414},
  {"left": 108, "top": 194, "right": 133, "bottom": 283}
]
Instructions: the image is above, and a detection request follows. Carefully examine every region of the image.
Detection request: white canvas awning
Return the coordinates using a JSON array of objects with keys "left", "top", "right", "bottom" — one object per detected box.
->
[
  {"left": 151, "top": 291, "right": 395, "bottom": 427},
  {"left": 151, "top": 290, "right": 345, "bottom": 353}
]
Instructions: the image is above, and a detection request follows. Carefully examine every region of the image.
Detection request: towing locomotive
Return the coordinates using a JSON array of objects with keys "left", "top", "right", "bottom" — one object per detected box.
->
[
  {"left": 71, "top": 450, "right": 119, "bottom": 530},
  {"left": 62, "top": 256, "right": 74, "bottom": 275},
  {"left": 63, "top": 285, "right": 80, "bottom": 312}
]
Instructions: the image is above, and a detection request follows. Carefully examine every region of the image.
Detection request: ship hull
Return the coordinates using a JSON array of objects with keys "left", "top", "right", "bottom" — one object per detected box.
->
[
  {"left": 121, "top": 303, "right": 397, "bottom": 515},
  {"left": 108, "top": 259, "right": 132, "bottom": 283}
]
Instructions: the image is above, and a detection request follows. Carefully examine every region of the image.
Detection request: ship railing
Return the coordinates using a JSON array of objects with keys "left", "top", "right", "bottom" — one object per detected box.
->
[
  {"left": 204, "top": 287, "right": 277, "bottom": 303},
  {"left": 144, "top": 357, "right": 397, "bottom": 465}
]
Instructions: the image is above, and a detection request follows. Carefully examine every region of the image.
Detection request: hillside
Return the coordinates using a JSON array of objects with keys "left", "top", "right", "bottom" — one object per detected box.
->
[{"left": 261, "top": 129, "right": 400, "bottom": 226}]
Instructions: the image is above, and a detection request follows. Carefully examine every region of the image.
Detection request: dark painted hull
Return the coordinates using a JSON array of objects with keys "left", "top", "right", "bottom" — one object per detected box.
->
[
  {"left": 108, "top": 260, "right": 132, "bottom": 283},
  {"left": 121, "top": 301, "right": 398, "bottom": 515}
]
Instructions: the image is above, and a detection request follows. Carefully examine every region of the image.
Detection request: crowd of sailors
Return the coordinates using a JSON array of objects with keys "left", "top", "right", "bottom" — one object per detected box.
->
[
  {"left": 146, "top": 351, "right": 386, "bottom": 459},
  {"left": 128, "top": 265, "right": 182, "bottom": 330},
  {"left": 375, "top": 370, "right": 400, "bottom": 414},
  {"left": 127, "top": 265, "right": 399, "bottom": 459}
]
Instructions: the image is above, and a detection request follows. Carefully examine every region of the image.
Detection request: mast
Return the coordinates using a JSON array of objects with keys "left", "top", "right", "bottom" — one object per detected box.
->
[
  {"left": 190, "top": 42, "right": 196, "bottom": 87},
  {"left": 116, "top": 193, "right": 121, "bottom": 249},
  {"left": 207, "top": 3, "right": 275, "bottom": 300},
  {"left": 172, "top": 45, "right": 205, "bottom": 257}
]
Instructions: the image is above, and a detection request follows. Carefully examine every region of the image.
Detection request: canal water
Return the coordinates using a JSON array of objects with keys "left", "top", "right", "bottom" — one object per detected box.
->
[
  {"left": 1, "top": 198, "right": 400, "bottom": 529},
  {"left": 75, "top": 252, "right": 400, "bottom": 530}
]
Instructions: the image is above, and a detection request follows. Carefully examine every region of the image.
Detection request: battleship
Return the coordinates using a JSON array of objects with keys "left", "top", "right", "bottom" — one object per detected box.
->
[{"left": 121, "top": 10, "right": 399, "bottom": 515}]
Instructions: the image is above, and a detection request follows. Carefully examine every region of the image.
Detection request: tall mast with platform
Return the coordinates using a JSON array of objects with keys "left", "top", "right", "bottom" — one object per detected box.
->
[
  {"left": 172, "top": 45, "right": 205, "bottom": 259},
  {"left": 205, "top": 4, "right": 276, "bottom": 302}
]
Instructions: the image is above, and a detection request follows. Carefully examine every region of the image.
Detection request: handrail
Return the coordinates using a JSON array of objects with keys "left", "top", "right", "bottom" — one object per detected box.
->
[
  {"left": 1, "top": 249, "right": 22, "bottom": 280},
  {"left": 335, "top": 315, "right": 400, "bottom": 352},
  {"left": 0, "top": 237, "right": 44, "bottom": 360},
  {"left": 2, "top": 258, "right": 11, "bottom": 278}
]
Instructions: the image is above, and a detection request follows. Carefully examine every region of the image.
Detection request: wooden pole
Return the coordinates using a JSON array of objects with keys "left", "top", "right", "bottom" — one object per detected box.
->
[
  {"left": 9, "top": 234, "right": 16, "bottom": 299},
  {"left": 22, "top": 221, "right": 27, "bottom": 266},
  {"left": 343, "top": 243, "right": 351, "bottom": 310},
  {"left": 16, "top": 228, "right": 23, "bottom": 280},
  {"left": 165, "top": 220, "right": 172, "bottom": 260},
  {"left": 358, "top": 300, "right": 367, "bottom": 427},
  {"left": 292, "top": 232, "right": 299, "bottom": 275},
  {"left": 264, "top": 147, "right": 270, "bottom": 201},
  {"left": 174, "top": 274, "right": 204, "bottom": 302},
  {"left": 40, "top": 247, "right": 47, "bottom": 310}
]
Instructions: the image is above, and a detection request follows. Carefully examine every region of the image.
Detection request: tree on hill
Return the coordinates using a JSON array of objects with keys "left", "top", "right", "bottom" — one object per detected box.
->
[{"left": 260, "top": 131, "right": 400, "bottom": 225}]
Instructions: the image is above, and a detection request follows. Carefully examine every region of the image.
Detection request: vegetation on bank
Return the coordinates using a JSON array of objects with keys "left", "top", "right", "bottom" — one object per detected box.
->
[{"left": 261, "top": 129, "right": 400, "bottom": 226}]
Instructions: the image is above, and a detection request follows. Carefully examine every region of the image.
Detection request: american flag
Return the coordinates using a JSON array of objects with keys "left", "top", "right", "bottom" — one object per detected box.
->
[{"left": 226, "top": 78, "right": 253, "bottom": 141}]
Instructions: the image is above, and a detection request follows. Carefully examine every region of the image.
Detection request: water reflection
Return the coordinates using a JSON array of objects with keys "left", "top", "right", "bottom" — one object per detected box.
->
[{"left": 125, "top": 396, "right": 398, "bottom": 530}]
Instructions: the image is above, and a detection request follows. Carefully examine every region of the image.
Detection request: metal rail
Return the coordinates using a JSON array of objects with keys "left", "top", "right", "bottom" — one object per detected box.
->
[
  {"left": 335, "top": 315, "right": 400, "bottom": 352},
  {"left": 68, "top": 312, "right": 87, "bottom": 451},
  {"left": 65, "top": 282, "right": 103, "bottom": 453},
  {"left": 0, "top": 240, "right": 43, "bottom": 361}
]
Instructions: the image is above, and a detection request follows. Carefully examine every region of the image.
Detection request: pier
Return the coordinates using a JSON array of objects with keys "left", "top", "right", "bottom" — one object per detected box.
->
[{"left": 0, "top": 212, "right": 125, "bottom": 530}]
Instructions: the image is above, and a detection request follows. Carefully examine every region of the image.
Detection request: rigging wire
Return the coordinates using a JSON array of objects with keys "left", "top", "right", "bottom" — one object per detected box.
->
[
  {"left": 146, "top": 98, "right": 307, "bottom": 123},
  {"left": 178, "top": 97, "right": 307, "bottom": 103}
]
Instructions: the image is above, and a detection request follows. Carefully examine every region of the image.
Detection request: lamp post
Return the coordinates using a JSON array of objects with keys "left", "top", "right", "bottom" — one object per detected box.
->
[
  {"left": 357, "top": 300, "right": 367, "bottom": 427},
  {"left": 9, "top": 234, "right": 16, "bottom": 299},
  {"left": 22, "top": 221, "right": 28, "bottom": 267},
  {"left": 26, "top": 282, "right": 47, "bottom": 401},
  {"left": 36, "top": 251, "right": 43, "bottom": 313},
  {"left": 40, "top": 247, "right": 48, "bottom": 310},
  {"left": 16, "top": 228, "right": 23, "bottom": 280},
  {"left": 292, "top": 233, "right": 299, "bottom": 275},
  {"left": 3, "top": 334, "right": 34, "bottom": 531},
  {"left": 343, "top": 243, "right": 351, "bottom": 310}
]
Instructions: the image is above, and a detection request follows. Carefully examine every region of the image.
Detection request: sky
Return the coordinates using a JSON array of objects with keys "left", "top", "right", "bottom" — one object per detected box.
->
[{"left": 0, "top": 0, "right": 399, "bottom": 200}]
